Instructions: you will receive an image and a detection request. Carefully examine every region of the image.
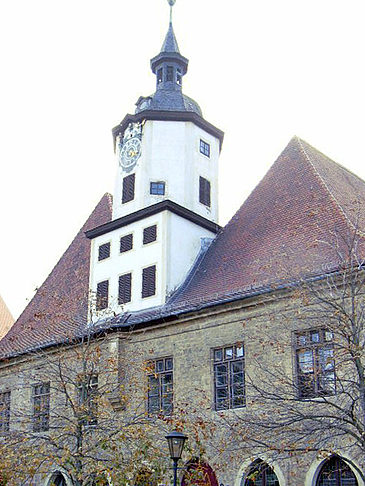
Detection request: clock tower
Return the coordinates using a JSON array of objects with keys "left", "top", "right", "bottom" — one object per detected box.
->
[{"left": 86, "top": 2, "right": 224, "bottom": 317}]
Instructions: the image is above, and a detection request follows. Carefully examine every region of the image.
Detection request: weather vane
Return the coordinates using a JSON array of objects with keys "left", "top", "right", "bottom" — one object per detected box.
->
[{"left": 167, "top": 0, "right": 176, "bottom": 23}]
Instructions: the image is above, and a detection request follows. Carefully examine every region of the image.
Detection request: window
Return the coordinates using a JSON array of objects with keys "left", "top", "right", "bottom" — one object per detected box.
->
[
  {"left": 118, "top": 273, "right": 132, "bottom": 304},
  {"left": 122, "top": 173, "right": 135, "bottom": 204},
  {"left": 120, "top": 233, "right": 133, "bottom": 253},
  {"left": 142, "top": 265, "right": 156, "bottom": 298},
  {"left": 78, "top": 375, "right": 98, "bottom": 426},
  {"left": 213, "top": 344, "right": 245, "bottom": 410},
  {"left": 96, "top": 280, "right": 109, "bottom": 311},
  {"left": 150, "top": 181, "right": 165, "bottom": 195},
  {"left": 200, "top": 139, "right": 210, "bottom": 158},
  {"left": 199, "top": 176, "right": 211, "bottom": 207},
  {"left": 143, "top": 225, "right": 157, "bottom": 245},
  {"left": 147, "top": 357, "right": 173, "bottom": 415},
  {"left": 157, "top": 68, "right": 163, "bottom": 84},
  {"left": 243, "top": 461, "right": 279, "bottom": 486},
  {"left": 166, "top": 66, "right": 174, "bottom": 82},
  {"left": 295, "top": 328, "right": 335, "bottom": 398},
  {"left": 316, "top": 456, "right": 358, "bottom": 486},
  {"left": 98, "top": 242, "right": 110, "bottom": 261},
  {"left": 32, "top": 382, "right": 50, "bottom": 432},
  {"left": 0, "top": 392, "right": 10, "bottom": 433},
  {"left": 177, "top": 69, "right": 182, "bottom": 86}
]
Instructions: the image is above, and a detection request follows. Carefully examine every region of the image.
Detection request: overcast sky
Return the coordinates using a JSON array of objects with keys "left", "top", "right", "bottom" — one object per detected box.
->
[{"left": 1, "top": 0, "right": 365, "bottom": 318}]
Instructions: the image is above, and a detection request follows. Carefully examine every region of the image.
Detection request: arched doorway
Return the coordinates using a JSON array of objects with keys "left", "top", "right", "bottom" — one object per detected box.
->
[
  {"left": 182, "top": 460, "right": 218, "bottom": 486},
  {"left": 242, "top": 460, "right": 280, "bottom": 486},
  {"left": 316, "top": 456, "right": 358, "bottom": 486},
  {"left": 49, "top": 472, "right": 67, "bottom": 486}
]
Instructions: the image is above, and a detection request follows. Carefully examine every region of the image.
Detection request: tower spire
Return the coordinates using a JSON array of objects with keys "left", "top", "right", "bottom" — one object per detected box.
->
[{"left": 167, "top": 0, "right": 176, "bottom": 23}]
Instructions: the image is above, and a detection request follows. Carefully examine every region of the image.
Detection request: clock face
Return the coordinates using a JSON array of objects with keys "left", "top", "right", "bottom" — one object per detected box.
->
[{"left": 119, "top": 137, "right": 142, "bottom": 170}]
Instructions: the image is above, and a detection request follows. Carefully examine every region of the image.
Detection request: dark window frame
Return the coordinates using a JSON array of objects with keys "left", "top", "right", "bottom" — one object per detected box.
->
[
  {"left": 122, "top": 173, "right": 135, "bottom": 204},
  {"left": 143, "top": 225, "right": 157, "bottom": 245},
  {"left": 294, "top": 328, "right": 335, "bottom": 399},
  {"left": 213, "top": 344, "right": 245, "bottom": 411},
  {"left": 200, "top": 139, "right": 211, "bottom": 158},
  {"left": 32, "top": 382, "right": 50, "bottom": 432},
  {"left": 98, "top": 242, "right": 111, "bottom": 261},
  {"left": 150, "top": 181, "right": 165, "bottom": 196},
  {"left": 96, "top": 280, "right": 109, "bottom": 311},
  {"left": 0, "top": 391, "right": 10, "bottom": 433},
  {"left": 199, "top": 176, "right": 211, "bottom": 207},
  {"left": 118, "top": 272, "right": 132, "bottom": 305},
  {"left": 147, "top": 357, "right": 173, "bottom": 415},
  {"left": 142, "top": 265, "right": 156, "bottom": 299}
]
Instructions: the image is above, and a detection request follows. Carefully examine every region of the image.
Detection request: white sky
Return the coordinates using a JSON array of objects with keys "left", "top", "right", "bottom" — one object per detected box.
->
[{"left": 1, "top": 0, "right": 365, "bottom": 319}]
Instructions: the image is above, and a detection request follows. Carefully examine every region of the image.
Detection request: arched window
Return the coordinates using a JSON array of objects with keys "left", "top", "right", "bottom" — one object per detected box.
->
[
  {"left": 50, "top": 472, "right": 67, "bottom": 486},
  {"left": 182, "top": 460, "right": 218, "bottom": 486},
  {"left": 243, "top": 460, "right": 279, "bottom": 486},
  {"left": 316, "top": 456, "right": 358, "bottom": 486}
]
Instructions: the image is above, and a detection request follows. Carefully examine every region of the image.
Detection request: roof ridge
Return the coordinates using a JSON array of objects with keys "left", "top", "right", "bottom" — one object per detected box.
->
[{"left": 296, "top": 137, "right": 365, "bottom": 238}]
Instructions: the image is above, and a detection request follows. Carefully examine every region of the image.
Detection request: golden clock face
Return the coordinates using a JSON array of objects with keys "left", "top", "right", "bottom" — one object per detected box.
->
[{"left": 119, "top": 137, "right": 142, "bottom": 170}]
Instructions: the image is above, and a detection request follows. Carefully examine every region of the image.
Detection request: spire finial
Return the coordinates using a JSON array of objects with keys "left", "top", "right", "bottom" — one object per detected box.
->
[{"left": 167, "top": 0, "right": 176, "bottom": 23}]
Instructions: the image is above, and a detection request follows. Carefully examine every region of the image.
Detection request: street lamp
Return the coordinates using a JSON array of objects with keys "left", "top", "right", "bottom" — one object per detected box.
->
[{"left": 165, "top": 430, "right": 187, "bottom": 486}]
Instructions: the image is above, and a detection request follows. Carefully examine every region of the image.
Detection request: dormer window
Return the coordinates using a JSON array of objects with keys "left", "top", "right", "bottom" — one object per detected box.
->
[
  {"left": 166, "top": 66, "right": 174, "bottom": 82},
  {"left": 157, "top": 68, "right": 163, "bottom": 84},
  {"left": 177, "top": 69, "right": 182, "bottom": 86}
]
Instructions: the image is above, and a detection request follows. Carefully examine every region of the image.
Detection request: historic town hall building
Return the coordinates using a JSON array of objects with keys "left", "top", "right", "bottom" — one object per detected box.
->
[{"left": 0, "top": 3, "right": 364, "bottom": 486}]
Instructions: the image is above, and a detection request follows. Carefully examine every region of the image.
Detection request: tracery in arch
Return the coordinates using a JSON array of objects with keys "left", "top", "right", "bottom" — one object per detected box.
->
[
  {"left": 316, "top": 456, "right": 358, "bottom": 486},
  {"left": 242, "top": 460, "right": 280, "bottom": 486}
]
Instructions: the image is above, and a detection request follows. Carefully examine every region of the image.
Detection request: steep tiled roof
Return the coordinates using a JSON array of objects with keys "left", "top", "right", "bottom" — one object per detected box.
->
[
  {"left": 0, "top": 296, "right": 14, "bottom": 340},
  {"left": 2, "top": 137, "right": 365, "bottom": 359},
  {"left": 0, "top": 194, "right": 112, "bottom": 358},
  {"left": 169, "top": 137, "right": 365, "bottom": 308}
]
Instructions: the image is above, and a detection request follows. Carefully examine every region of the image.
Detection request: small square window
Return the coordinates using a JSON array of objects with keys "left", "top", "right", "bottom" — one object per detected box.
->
[
  {"left": 98, "top": 242, "right": 110, "bottom": 261},
  {"left": 200, "top": 139, "right": 210, "bottom": 158},
  {"left": 150, "top": 182, "right": 165, "bottom": 195}
]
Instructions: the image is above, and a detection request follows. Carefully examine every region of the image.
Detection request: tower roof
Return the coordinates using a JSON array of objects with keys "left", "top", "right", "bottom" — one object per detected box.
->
[{"left": 161, "top": 22, "right": 180, "bottom": 53}]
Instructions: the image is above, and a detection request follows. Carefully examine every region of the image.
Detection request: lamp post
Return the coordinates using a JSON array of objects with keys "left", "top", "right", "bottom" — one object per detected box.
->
[{"left": 165, "top": 430, "right": 187, "bottom": 486}]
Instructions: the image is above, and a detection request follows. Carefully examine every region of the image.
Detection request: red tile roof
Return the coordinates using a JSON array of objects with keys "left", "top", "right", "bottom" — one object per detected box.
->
[
  {"left": 0, "top": 194, "right": 112, "bottom": 358},
  {"left": 171, "top": 137, "right": 365, "bottom": 308},
  {"left": 2, "top": 137, "right": 365, "bottom": 358}
]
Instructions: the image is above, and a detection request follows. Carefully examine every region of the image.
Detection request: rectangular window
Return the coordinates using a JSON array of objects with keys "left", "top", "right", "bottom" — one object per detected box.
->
[
  {"left": 166, "top": 66, "right": 174, "bottom": 82},
  {"left": 199, "top": 176, "right": 211, "bottom": 207},
  {"left": 32, "top": 382, "right": 50, "bottom": 432},
  {"left": 142, "top": 265, "right": 156, "bottom": 298},
  {"left": 0, "top": 392, "right": 10, "bottom": 433},
  {"left": 213, "top": 344, "right": 245, "bottom": 410},
  {"left": 78, "top": 375, "right": 98, "bottom": 426},
  {"left": 147, "top": 357, "right": 173, "bottom": 415},
  {"left": 200, "top": 139, "right": 210, "bottom": 158},
  {"left": 98, "top": 242, "right": 110, "bottom": 261},
  {"left": 120, "top": 233, "right": 133, "bottom": 253},
  {"left": 295, "top": 329, "right": 335, "bottom": 398},
  {"left": 143, "top": 225, "right": 157, "bottom": 245},
  {"left": 150, "top": 181, "right": 165, "bottom": 195},
  {"left": 177, "top": 69, "right": 182, "bottom": 86},
  {"left": 118, "top": 273, "right": 132, "bottom": 305},
  {"left": 157, "top": 68, "right": 163, "bottom": 84},
  {"left": 96, "top": 280, "right": 109, "bottom": 311},
  {"left": 122, "top": 173, "right": 135, "bottom": 204}
]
